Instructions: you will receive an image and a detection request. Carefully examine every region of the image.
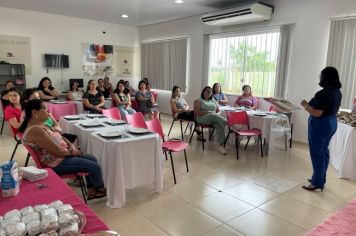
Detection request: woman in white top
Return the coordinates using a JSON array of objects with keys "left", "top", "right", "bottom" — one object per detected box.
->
[
  {"left": 170, "top": 85, "right": 194, "bottom": 121},
  {"left": 66, "top": 81, "right": 84, "bottom": 101}
]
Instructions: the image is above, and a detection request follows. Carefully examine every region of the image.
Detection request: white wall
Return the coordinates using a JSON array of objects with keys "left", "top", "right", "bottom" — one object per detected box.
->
[
  {"left": 0, "top": 7, "right": 140, "bottom": 92},
  {"left": 139, "top": 0, "right": 356, "bottom": 142}
]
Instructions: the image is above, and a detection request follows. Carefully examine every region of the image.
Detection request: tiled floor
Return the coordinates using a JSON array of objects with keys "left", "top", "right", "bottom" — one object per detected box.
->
[{"left": 1, "top": 114, "right": 356, "bottom": 236}]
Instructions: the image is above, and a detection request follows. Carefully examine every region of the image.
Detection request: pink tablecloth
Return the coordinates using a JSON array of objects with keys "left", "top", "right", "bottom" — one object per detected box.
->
[
  {"left": 45, "top": 101, "right": 77, "bottom": 120},
  {"left": 0, "top": 168, "right": 109, "bottom": 233},
  {"left": 304, "top": 199, "right": 356, "bottom": 236}
]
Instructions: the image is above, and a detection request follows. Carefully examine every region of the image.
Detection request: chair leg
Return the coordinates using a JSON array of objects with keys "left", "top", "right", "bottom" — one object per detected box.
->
[
  {"left": 77, "top": 176, "right": 88, "bottom": 204},
  {"left": 184, "top": 122, "right": 190, "bottom": 134},
  {"left": 164, "top": 151, "right": 168, "bottom": 160},
  {"left": 180, "top": 121, "right": 184, "bottom": 140},
  {"left": 290, "top": 124, "right": 293, "bottom": 148},
  {"left": 201, "top": 127, "right": 205, "bottom": 150},
  {"left": 169, "top": 152, "right": 177, "bottom": 184},
  {"left": 167, "top": 120, "right": 175, "bottom": 137},
  {"left": 189, "top": 123, "right": 196, "bottom": 143},
  {"left": 10, "top": 141, "right": 20, "bottom": 161},
  {"left": 0, "top": 118, "right": 4, "bottom": 135},
  {"left": 24, "top": 153, "right": 30, "bottom": 167},
  {"left": 260, "top": 136, "right": 264, "bottom": 158},
  {"left": 209, "top": 128, "right": 215, "bottom": 141},
  {"left": 244, "top": 136, "right": 251, "bottom": 150},
  {"left": 224, "top": 130, "right": 230, "bottom": 147},
  {"left": 235, "top": 133, "right": 239, "bottom": 160},
  {"left": 183, "top": 150, "right": 189, "bottom": 172}
]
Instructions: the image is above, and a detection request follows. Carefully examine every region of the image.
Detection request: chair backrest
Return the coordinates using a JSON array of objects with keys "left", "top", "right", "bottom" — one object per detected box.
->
[
  {"left": 226, "top": 111, "right": 249, "bottom": 127},
  {"left": 8, "top": 124, "right": 22, "bottom": 140},
  {"left": 23, "top": 144, "right": 45, "bottom": 168},
  {"left": 102, "top": 107, "right": 122, "bottom": 120},
  {"left": 125, "top": 112, "right": 147, "bottom": 128},
  {"left": 151, "top": 91, "right": 158, "bottom": 102},
  {"left": 145, "top": 118, "right": 164, "bottom": 138}
]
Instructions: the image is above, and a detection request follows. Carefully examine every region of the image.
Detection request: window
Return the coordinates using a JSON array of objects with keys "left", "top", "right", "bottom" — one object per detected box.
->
[
  {"left": 141, "top": 38, "right": 187, "bottom": 91},
  {"left": 208, "top": 30, "right": 281, "bottom": 97}
]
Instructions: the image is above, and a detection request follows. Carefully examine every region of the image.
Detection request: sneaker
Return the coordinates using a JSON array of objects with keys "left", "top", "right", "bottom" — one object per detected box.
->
[{"left": 218, "top": 146, "right": 227, "bottom": 155}]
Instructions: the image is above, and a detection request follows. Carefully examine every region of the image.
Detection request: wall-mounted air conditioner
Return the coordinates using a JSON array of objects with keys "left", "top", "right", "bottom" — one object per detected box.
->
[{"left": 201, "top": 2, "right": 274, "bottom": 26}]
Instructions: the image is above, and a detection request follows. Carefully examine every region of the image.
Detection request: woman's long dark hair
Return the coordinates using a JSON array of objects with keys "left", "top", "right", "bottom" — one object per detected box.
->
[
  {"left": 20, "top": 88, "right": 38, "bottom": 110},
  {"left": 38, "top": 77, "right": 53, "bottom": 91},
  {"left": 171, "top": 85, "right": 181, "bottom": 99},
  {"left": 87, "top": 80, "right": 95, "bottom": 91},
  {"left": 138, "top": 80, "right": 146, "bottom": 90},
  {"left": 7, "top": 88, "right": 20, "bottom": 107},
  {"left": 19, "top": 99, "right": 42, "bottom": 133},
  {"left": 200, "top": 86, "right": 213, "bottom": 100},
  {"left": 69, "top": 81, "right": 79, "bottom": 91},
  {"left": 319, "top": 67, "right": 342, "bottom": 89},
  {"left": 114, "top": 80, "right": 129, "bottom": 95}
]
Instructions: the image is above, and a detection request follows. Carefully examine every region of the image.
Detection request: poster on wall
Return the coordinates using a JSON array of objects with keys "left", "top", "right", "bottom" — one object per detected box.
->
[
  {"left": 81, "top": 43, "right": 139, "bottom": 78},
  {"left": 81, "top": 43, "right": 116, "bottom": 77},
  {"left": 0, "top": 35, "right": 32, "bottom": 74}
]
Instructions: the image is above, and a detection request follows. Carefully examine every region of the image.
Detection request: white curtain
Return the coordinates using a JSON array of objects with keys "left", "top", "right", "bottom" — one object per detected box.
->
[
  {"left": 327, "top": 18, "right": 356, "bottom": 108},
  {"left": 141, "top": 38, "right": 187, "bottom": 91},
  {"left": 275, "top": 24, "right": 294, "bottom": 98}
]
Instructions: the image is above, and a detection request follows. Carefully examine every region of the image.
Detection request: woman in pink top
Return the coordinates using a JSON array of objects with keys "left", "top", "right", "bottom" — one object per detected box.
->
[
  {"left": 4, "top": 88, "right": 22, "bottom": 134},
  {"left": 234, "top": 85, "right": 257, "bottom": 110},
  {"left": 20, "top": 99, "right": 106, "bottom": 200}
]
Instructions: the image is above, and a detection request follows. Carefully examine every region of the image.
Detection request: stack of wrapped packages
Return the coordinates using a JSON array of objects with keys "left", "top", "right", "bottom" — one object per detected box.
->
[
  {"left": 0, "top": 200, "right": 82, "bottom": 236},
  {"left": 21, "top": 166, "right": 48, "bottom": 182}
]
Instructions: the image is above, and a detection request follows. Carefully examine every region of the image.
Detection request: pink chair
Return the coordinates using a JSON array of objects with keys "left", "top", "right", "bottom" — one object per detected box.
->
[
  {"left": 146, "top": 118, "right": 189, "bottom": 184},
  {"left": 23, "top": 143, "right": 89, "bottom": 204},
  {"left": 224, "top": 111, "right": 263, "bottom": 159},
  {"left": 125, "top": 112, "right": 147, "bottom": 128},
  {"left": 102, "top": 107, "right": 122, "bottom": 120}
]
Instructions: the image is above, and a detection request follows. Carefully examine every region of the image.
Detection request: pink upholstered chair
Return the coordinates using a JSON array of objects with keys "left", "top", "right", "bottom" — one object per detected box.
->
[
  {"left": 23, "top": 143, "right": 89, "bottom": 203},
  {"left": 146, "top": 118, "right": 189, "bottom": 184},
  {"left": 224, "top": 111, "right": 263, "bottom": 159},
  {"left": 125, "top": 112, "right": 147, "bottom": 128},
  {"left": 102, "top": 107, "right": 122, "bottom": 120}
]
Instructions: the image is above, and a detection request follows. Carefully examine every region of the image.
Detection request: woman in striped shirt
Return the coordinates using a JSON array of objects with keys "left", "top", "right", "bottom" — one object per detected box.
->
[{"left": 234, "top": 85, "right": 257, "bottom": 110}]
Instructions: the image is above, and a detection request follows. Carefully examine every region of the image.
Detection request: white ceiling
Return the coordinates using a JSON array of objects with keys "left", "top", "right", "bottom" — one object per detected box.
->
[{"left": 0, "top": 0, "right": 264, "bottom": 27}]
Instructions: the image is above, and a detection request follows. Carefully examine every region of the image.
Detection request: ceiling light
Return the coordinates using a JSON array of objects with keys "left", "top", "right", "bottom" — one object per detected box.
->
[
  {"left": 121, "top": 14, "right": 128, "bottom": 18},
  {"left": 174, "top": 0, "right": 183, "bottom": 4}
]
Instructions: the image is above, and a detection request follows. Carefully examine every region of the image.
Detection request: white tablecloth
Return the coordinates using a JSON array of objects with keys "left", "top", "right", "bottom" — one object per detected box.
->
[
  {"left": 330, "top": 122, "right": 356, "bottom": 180},
  {"left": 59, "top": 117, "right": 164, "bottom": 208},
  {"left": 89, "top": 131, "right": 163, "bottom": 208}
]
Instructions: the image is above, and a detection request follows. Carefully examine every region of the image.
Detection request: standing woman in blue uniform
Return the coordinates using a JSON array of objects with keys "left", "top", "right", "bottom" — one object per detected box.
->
[{"left": 301, "top": 67, "right": 342, "bottom": 191}]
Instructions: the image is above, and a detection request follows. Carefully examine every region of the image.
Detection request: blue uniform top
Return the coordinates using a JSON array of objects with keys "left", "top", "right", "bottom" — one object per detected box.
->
[{"left": 308, "top": 88, "right": 342, "bottom": 116}]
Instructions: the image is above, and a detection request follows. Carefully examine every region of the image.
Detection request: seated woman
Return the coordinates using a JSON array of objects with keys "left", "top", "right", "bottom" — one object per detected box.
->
[
  {"left": 37, "top": 77, "right": 60, "bottom": 101},
  {"left": 19, "top": 99, "right": 106, "bottom": 200},
  {"left": 112, "top": 81, "right": 136, "bottom": 119},
  {"left": 97, "top": 78, "right": 111, "bottom": 99},
  {"left": 135, "top": 80, "right": 159, "bottom": 119},
  {"left": 125, "top": 81, "right": 136, "bottom": 96},
  {"left": 234, "top": 85, "right": 257, "bottom": 110},
  {"left": 194, "top": 86, "right": 227, "bottom": 155},
  {"left": 103, "top": 76, "right": 113, "bottom": 94},
  {"left": 83, "top": 80, "right": 106, "bottom": 114},
  {"left": 21, "top": 88, "right": 77, "bottom": 143},
  {"left": 66, "top": 81, "right": 84, "bottom": 101},
  {"left": 170, "top": 85, "right": 194, "bottom": 121},
  {"left": 212, "top": 83, "right": 228, "bottom": 106},
  {"left": 4, "top": 88, "right": 22, "bottom": 133},
  {"left": 1, "top": 80, "right": 15, "bottom": 108}
]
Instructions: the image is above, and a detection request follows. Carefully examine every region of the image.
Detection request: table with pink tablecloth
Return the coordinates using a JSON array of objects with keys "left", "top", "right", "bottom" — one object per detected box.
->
[
  {"left": 0, "top": 168, "right": 109, "bottom": 233},
  {"left": 45, "top": 101, "right": 77, "bottom": 120}
]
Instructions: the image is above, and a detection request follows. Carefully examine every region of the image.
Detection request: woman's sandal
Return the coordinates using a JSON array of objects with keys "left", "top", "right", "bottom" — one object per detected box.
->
[{"left": 87, "top": 190, "right": 107, "bottom": 200}]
